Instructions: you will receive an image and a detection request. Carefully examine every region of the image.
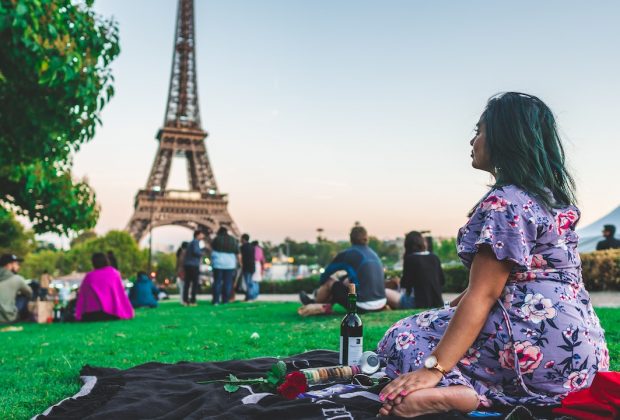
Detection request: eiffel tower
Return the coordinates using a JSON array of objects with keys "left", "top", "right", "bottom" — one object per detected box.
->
[{"left": 127, "top": 0, "right": 239, "bottom": 242}]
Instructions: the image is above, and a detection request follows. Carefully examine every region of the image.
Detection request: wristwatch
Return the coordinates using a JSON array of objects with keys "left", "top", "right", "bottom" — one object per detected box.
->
[{"left": 423, "top": 355, "right": 448, "bottom": 376}]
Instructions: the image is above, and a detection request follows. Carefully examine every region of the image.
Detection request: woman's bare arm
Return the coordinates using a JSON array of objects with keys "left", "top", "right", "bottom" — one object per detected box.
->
[
  {"left": 433, "top": 246, "right": 512, "bottom": 370},
  {"left": 449, "top": 288, "right": 467, "bottom": 307}
]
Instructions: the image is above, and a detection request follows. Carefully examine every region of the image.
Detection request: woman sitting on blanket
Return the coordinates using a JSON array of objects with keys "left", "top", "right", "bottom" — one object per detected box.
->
[
  {"left": 75, "top": 253, "right": 134, "bottom": 322},
  {"left": 377, "top": 92, "right": 609, "bottom": 417}
]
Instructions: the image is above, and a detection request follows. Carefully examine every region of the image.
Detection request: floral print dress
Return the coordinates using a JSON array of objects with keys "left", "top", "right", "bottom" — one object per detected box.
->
[{"left": 377, "top": 185, "right": 609, "bottom": 408}]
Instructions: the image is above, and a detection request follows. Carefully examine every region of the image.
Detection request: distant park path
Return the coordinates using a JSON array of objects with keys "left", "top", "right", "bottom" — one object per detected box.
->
[{"left": 172, "top": 292, "right": 620, "bottom": 307}]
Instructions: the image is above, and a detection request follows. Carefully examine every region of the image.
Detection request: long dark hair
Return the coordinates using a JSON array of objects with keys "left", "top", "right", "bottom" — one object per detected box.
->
[
  {"left": 481, "top": 92, "right": 576, "bottom": 209},
  {"left": 404, "top": 231, "right": 427, "bottom": 257}
]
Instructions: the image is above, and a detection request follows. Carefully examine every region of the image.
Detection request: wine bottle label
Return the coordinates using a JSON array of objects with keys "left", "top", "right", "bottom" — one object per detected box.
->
[{"left": 339, "top": 336, "right": 363, "bottom": 365}]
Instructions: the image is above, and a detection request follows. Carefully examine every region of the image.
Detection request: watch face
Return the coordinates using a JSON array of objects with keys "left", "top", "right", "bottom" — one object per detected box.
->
[{"left": 424, "top": 355, "right": 437, "bottom": 369}]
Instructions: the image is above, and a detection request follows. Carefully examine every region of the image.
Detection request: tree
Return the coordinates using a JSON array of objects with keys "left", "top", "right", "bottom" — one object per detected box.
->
[
  {"left": 434, "top": 237, "right": 459, "bottom": 264},
  {"left": 20, "top": 249, "right": 61, "bottom": 279},
  {"left": 0, "top": 208, "right": 35, "bottom": 257},
  {"left": 50, "top": 231, "right": 145, "bottom": 278},
  {"left": 0, "top": 0, "right": 120, "bottom": 234},
  {"left": 70, "top": 230, "right": 97, "bottom": 248},
  {"left": 153, "top": 252, "right": 176, "bottom": 284},
  {"left": 70, "top": 231, "right": 146, "bottom": 278}
]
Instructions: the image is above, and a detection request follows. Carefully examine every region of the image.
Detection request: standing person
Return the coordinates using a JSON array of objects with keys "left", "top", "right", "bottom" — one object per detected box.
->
[
  {"left": 377, "top": 93, "right": 609, "bottom": 417},
  {"left": 183, "top": 231, "right": 205, "bottom": 306},
  {"left": 251, "top": 240, "right": 266, "bottom": 282},
  {"left": 175, "top": 242, "right": 188, "bottom": 304},
  {"left": 240, "top": 234, "right": 258, "bottom": 301},
  {"left": 596, "top": 224, "right": 620, "bottom": 250},
  {"left": 39, "top": 270, "right": 52, "bottom": 300},
  {"left": 210, "top": 226, "right": 239, "bottom": 305},
  {"left": 75, "top": 253, "right": 134, "bottom": 322},
  {"left": 385, "top": 231, "right": 444, "bottom": 309},
  {"left": 300, "top": 225, "right": 386, "bottom": 312},
  {"left": 0, "top": 254, "right": 32, "bottom": 324}
]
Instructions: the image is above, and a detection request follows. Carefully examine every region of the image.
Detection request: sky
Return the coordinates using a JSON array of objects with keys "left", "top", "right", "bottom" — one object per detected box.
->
[{"left": 62, "top": 0, "right": 620, "bottom": 250}]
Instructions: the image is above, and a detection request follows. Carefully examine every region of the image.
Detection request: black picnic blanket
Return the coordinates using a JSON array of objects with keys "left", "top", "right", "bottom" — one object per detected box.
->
[{"left": 36, "top": 350, "right": 545, "bottom": 420}]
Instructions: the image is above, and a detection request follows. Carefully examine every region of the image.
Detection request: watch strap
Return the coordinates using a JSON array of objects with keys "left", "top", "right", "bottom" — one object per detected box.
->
[{"left": 429, "top": 362, "right": 448, "bottom": 376}]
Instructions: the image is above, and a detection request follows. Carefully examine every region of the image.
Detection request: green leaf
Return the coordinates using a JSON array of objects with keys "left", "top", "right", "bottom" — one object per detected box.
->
[
  {"left": 16, "top": 3, "right": 28, "bottom": 16},
  {"left": 265, "top": 360, "right": 287, "bottom": 385},
  {"left": 228, "top": 373, "right": 239, "bottom": 382},
  {"left": 224, "top": 384, "right": 240, "bottom": 393},
  {"left": 48, "top": 23, "right": 57, "bottom": 38}
]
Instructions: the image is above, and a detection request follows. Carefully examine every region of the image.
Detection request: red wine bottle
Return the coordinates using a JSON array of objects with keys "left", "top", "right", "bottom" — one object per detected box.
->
[{"left": 339, "top": 283, "right": 363, "bottom": 366}]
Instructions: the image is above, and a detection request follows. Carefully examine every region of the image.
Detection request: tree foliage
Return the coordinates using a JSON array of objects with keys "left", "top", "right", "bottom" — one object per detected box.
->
[
  {"left": 66, "top": 230, "right": 146, "bottom": 278},
  {"left": 70, "top": 230, "right": 97, "bottom": 248},
  {"left": 264, "top": 237, "right": 402, "bottom": 268},
  {"left": 19, "top": 249, "right": 61, "bottom": 279},
  {"left": 434, "top": 237, "right": 459, "bottom": 264},
  {"left": 0, "top": 0, "right": 120, "bottom": 234},
  {"left": 153, "top": 252, "right": 176, "bottom": 284},
  {"left": 0, "top": 208, "right": 35, "bottom": 257},
  {"left": 21, "top": 230, "right": 147, "bottom": 280}
]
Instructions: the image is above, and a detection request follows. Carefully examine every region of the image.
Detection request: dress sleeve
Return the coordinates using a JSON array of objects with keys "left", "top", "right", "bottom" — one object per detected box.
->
[{"left": 457, "top": 189, "right": 537, "bottom": 270}]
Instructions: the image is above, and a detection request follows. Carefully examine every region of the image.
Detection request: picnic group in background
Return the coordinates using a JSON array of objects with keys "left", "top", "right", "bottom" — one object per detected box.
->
[
  {"left": 298, "top": 225, "right": 446, "bottom": 315},
  {"left": 174, "top": 227, "right": 264, "bottom": 307},
  {"left": 1, "top": 250, "right": 164, "bottom": 324}
]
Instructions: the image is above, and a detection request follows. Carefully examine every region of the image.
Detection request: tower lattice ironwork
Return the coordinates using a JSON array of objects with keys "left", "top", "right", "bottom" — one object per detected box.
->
[{"left": 127, "top": 0, "right": 239, "bottom": 242}]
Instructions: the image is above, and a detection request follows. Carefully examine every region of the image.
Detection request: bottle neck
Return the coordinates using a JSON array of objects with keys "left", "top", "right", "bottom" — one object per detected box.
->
[{"left": 347, "top": 291, "right": 357, "bottom": 314}]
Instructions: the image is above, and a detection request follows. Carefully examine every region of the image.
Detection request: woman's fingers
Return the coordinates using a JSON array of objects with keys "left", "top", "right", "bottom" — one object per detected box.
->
[
  {"left": 380, "top": 374, "right": 412, "bottom": 397},
  {"left": 380, "top": 376, "right": 421, "bottom": 401},
  {"left": 380, "top": 368, "right": 444, "bottom": 401},
  {"left": 379, "top": 404, "right": 392, "bottom": 416}
]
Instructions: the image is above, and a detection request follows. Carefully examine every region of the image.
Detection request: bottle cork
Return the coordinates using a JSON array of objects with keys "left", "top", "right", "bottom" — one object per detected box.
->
[{"left": 349, "top": 283, "right": 356, "bottom": 294}]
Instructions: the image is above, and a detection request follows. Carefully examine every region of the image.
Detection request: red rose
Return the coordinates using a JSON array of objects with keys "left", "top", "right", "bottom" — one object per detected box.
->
[{"left": 277, "top": 371, "right": 308, "bottom": 400}]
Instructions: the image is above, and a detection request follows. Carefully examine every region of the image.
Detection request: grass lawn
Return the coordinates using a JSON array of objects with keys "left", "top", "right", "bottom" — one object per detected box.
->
[{"left": 2, "top": 302, "right": 619, "bottom": 419}]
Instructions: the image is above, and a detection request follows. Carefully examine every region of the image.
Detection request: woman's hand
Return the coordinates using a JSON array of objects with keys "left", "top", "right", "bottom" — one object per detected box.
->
[{"left": 379, "top": 368, "right": 442, "bottom": 403}]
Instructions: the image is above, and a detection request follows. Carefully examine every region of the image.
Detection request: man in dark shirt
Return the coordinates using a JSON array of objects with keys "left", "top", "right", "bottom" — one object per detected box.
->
[
  {"left": 596, "top": 224, "right": 620, "bottom": 251},
  {"left": 183, "top": 231, "right": 205, "bottom": 306},
  {"left": 300, "top": 226, "right": 386, "bottom": 312},
  {"left": 239, "top": 234, "right": 258, "bottom": 301}
]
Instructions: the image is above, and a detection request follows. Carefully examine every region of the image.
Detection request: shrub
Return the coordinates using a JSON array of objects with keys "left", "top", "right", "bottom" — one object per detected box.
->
[
  {"left": 259, "top": 277, "right": 321, "bottom": 294},
  {"left": 385, "top": 265, "right": 468, "bottom": 293},
  {"left": 580, "top": 250, "right": 620, "bottom": 291},
  {"left": 442, "top": 265, "right": 469, "bottom": 293}
]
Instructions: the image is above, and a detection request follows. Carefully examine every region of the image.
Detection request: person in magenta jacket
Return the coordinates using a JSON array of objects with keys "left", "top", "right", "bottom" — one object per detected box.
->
[{"left": 75, "top": 253, "right": 134, "bottom": 322}]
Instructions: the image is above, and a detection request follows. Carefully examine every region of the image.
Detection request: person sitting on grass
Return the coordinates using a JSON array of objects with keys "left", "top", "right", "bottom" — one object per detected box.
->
[
  {"left": 299, "top": 225, "right": 386, "bottom": 312},
  {"left": 385, "top": 231, "right": 444, "bottom": 309},
  {"left": 376, "top": 92, "right": 609, "bottom": 417},
  {"left": 75, "top": 253, "right": 134, "bottom": 322},
  {"left": 0, "top": 254, "right": 32, "bottom": 324},
  {"left": 129, "top": 272, "right": 159, "bottom": 308}
]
